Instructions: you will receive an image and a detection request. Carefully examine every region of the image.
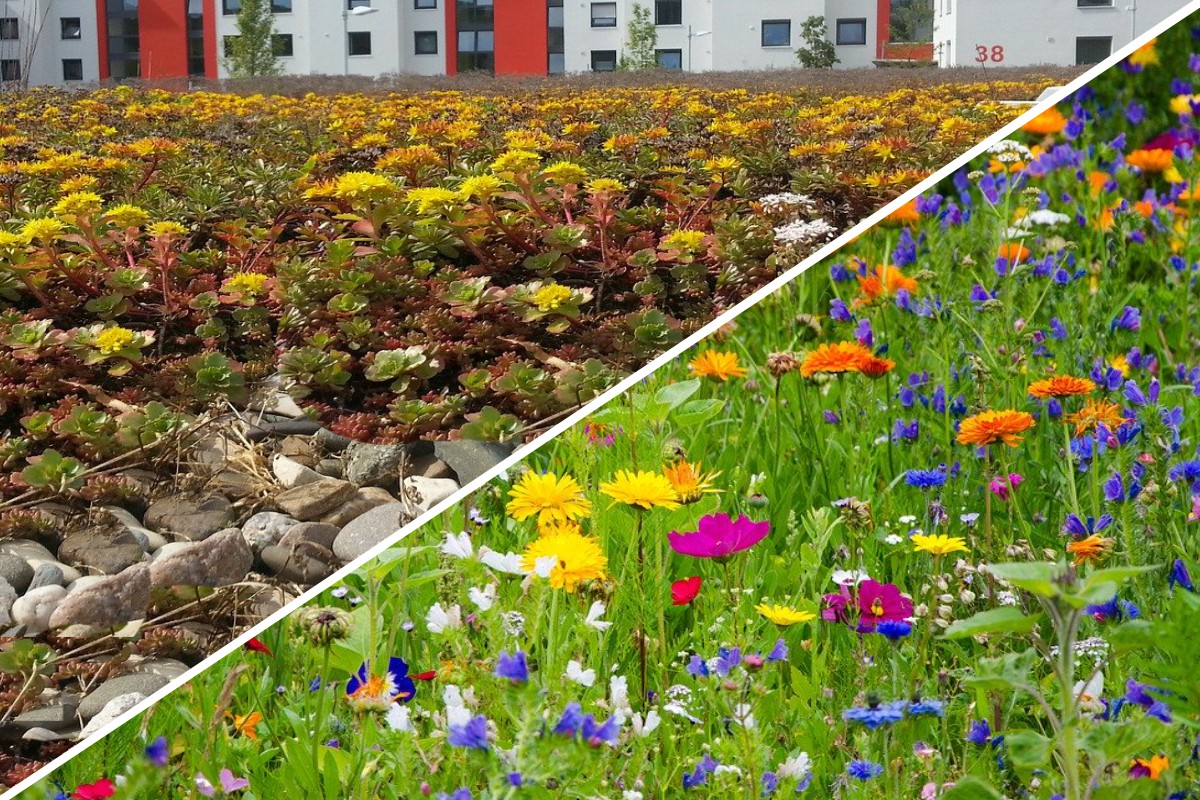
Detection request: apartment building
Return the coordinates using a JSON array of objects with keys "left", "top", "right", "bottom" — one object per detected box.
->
[{"left": 933, "top": 0, "right": 1188, "bottom": 67}]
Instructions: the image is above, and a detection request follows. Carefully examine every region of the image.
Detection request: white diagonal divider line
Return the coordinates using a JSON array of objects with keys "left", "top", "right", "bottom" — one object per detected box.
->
[{"left": 7, "top": 5, "right": 1198, "bottom": 794}]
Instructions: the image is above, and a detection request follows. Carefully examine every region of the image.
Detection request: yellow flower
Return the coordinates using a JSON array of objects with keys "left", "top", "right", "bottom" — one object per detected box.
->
[
  {"left": 688, "top": 350, "right": 746, "bottom": 381},
  {"left": 490, "top": 149, "right": 542, "bottom": 173},
  {"left": 662, "top": 460, "right": 720, "bottom": 504},
  {"left": 599, "top": 470, "right": 680, "bottom": 510},
  {"left": 59, "top": 175, "right": 99, "bottom": 193},
  {"left": 536, "top": 518, "right": 583, "bottom": 538},
  {"left": 755, "top": 603, "right": 816, "bottom": 626},
  {"left": 328, "top": 171, "right": 398, "bottom": 201},
  {"left": 93, "top": 326, "right": 137, "bottom": 354},
  {"left": 0, "top": 231, "right": 26, "bottom": 250},
  {"left": 103, "top": 204, "right": 151, "bottom": 228},
  {"left": 222, "top": 272, "right": 270, "bottom": 296},
  {"left": 660, "top": 229, "right": 707, "bottom": 253},
  {"left": 20, "top": 218, "right": 65, "bottom": 243},
  {"left": 911, "top": 533, "right": 968, "bottom": 556},
  {"left": 704, "top": 156, "right": 741, "bottom": 176},
  {"left": 585, "top": 178, "right": 626, "bottom": 195},
  {"left": 148, "top": 221, "right": 189, "bottom": 238},
  {"left": 459, "top": 174, "right": 504, "bottom": 200},
  {"left": 532, "top": 284, "right": 573, "bottom": 312},
  {"left": 405, "top": 187, "right": 460, "bottom": 215},
  {"left": 506, "top": 472, "right": 592, "bottom": 525},
  {"left": 1128, "top": 39, "right": 1158, "bottom": 68},
  {"left": 52, "top": 191, "right": 103, "bottom": 218},
  {"left": 540, "top": 161, "right": 588, "bottom": 185},
  {"left": 521, "top": 530, "right": 608, "bottom": 592}
]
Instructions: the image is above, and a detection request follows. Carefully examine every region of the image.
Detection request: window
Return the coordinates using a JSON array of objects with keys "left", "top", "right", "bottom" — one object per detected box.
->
[
  {"left": 348, "top": 0, "right": 372, "bottom": 7},
  {"left": 0, "top": 19, "right": 17, "bottom": 40},
  {"left": 549, "top": 53, "right": 565, "bottom": 73},
  {"left": 761, "top": 19, "right": 790, "bottom": 47},
  {"left": 655, "top": 0, "right": 681, "bottom": 26},
  {"left": 272, "top": 33, "right": 293, "bottom": 56},
  {"left": 415, "top": 0, "right": 437, "bottom": 6},
  {"left": 348, "top": 31, "right": 369, "bottom": 55},
  {"left": 0, "top": 60, "right": 19, "bottom": 81},
  {"left": 62, "top": 59, "right": 83, "bottom": 81},
  {"left": 591, "top": 49, "right": 617, "bottom": 71},
  {"left": 61, "top": 17, "right": 82, "bottom": 40},
  {"left": 414, "top": 30, "right": 438, "bottom": 54},
  {"left": 836, "top": 18, "right": 867, "bottom": 46},
  {"left": 1075, "top": 36, "right": 1112, "bottom": 65},
  {"left": 272, "top": 0, "right": 292, "bottom": 11},
  {"left": 458, "top": 30, "right": 494, "bottom": 52},
  {"left": 223, "top": 0, "right": 241, "bottom": 14},
  {"left": 1077, "top": 0, "right": 1113, "bottom": 6},
  {"left": 591, "top": 2, "right": 617, "bottom": 27},
  {"left": 656, "top": 48, "right": 682, "bottom": 70}
]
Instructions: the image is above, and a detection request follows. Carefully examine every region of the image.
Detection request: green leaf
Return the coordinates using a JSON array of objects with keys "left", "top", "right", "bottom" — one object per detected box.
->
[
  {"left": 672, "top": 398, "right": 724, "bottom": 428},
  {"left": 1003, "top": 728, "right": 1052, "bottom": 770},
  {"left": 962, "top": 648, "right": 1038, "bottom": 692},
  {"left": 654, "top": 379, "right": 701, "bottom": 412},
  {"left": 1106, "top": 620, "right": 1157, "bottom": 653},
  {"left": 943, "top": 607, "right": 1041, "bottom": 639},
  {"left": 1080, "top": 565, "right": 1159, "bottom": 592},
  {"left": 983, "top": 562, "right": 1060, "bottom": 597},
  {"left": 1081, "top": 716, "right": 1173, "bottom": 767},
  {"left": 939, "top": 776, "right": 1003, "bottom": 800}
]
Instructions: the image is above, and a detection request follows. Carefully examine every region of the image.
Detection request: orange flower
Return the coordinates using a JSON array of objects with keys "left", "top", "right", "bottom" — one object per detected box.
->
[
  {"left": 1130, "top": 755, "right": 1169, "bottom": 780},
  {"left": 956, "top": 409, "right": 1036, "bottom": 448},
  {"left": 800, "top": 341, "right": 873, "bottom": 378},
  {"left": 1067, "top": 534, "right": 1113, "bottom": 565},
  {"left": 859, "top": 355, "right": 896, "bottom": 378},
  {"left": 1088, "top": 171, "right": 1111, "bottom": 196},
  {"left": 225, "top": 711, "right": 263, "bottom": 740},
  {"left": 1126, "top": 148, "right": 1174, "bottom": 173},
  {"left": 1027, "top": 375, "right": 1096, "bottom": 399},
  {"left": 997, "top": 242, "right": 1030, "bottom": 265},
  {"left": 688, "top": 350, "right": 746, "bottom": 381},
  {"left": 885, "top": 199, "right": 920, "bottom": 226},
  {"left": 857, "top": 264, "right": 918, "bottom": 304},
  {"left": 1066, "top": 398, "right": 1126, "bottom": 436},
  {"left": 1021, "top": 107, "right": 1067, "bottom": 136},
  {"left": 662, "top": 460, "right": 720, "bottom": 504}
]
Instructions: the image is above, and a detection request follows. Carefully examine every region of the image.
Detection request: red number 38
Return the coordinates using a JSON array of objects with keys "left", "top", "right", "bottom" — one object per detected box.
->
[{"left": 975, "top": 44, "right": 1005, "bottom": 63}]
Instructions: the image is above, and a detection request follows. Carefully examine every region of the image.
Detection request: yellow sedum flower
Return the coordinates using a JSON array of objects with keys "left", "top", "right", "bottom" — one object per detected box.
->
[
  {"left": 404, "top": 187, "right": 461, "bottom": 215},
  {"left": 459, "top": 174, "right": 504, "bottom": 200},
  {"left": 911, "top": 533, "right": 969, "bottom": 556},
  {"left": 506, "top": 471, "right": 592, "bottom": 525},
  {"left": 20, "top": 218, "right": 65, "bottom": 243},
  {"left": 93, "top": 326, "right": 137, "bottom": 355},
  {"left": 52, "top": 191, "right": 103, "bottom": 218},
  {"left": 148, "top": 221, "right": 189, "bottom": 238},
  {"left": 532, "top": 284, "right": 573, "bottom": 312},
  {"left": 584, "top": 178, "right": 626, "bottom": 195},
  {"left": 222, "top": 272, "right": 270, "bottom": 296},
  {"left": 329, "top": 171, "right": 398, "bottom": 201},
  {"left": 541, "top": 161, "right": 588, "bottom": 186},
  {"left": 104, "top": 204, "right": 151, "bottom": 228},
  {"left": 704, "top": 156, "right": 741, "bottom": 176},
  {"left": 755, "top": 603, "right": 816, "bottom": 626},
  {"left": 660, "top": 229, "right": 707, "bottom": 254},
  {"left": 490, "top": 149, "right": 542, "bottom": 173},
  {"left": 599, "top": 470, "right": 680, "bottom": 510},
  {"left": 521, "top": 530, "right": 608, "bottom": 592}
]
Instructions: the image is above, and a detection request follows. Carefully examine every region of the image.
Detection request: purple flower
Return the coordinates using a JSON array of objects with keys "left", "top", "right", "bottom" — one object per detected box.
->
[
  {"left": 494, "top": 650, "right": 528, "bottom": 684},
  {"left": 1169, "top": 559, "right": 1194, "bottom": 592},
  {"left": 144, "top": 736, "right": 168, "bottom": 768},
  {"left": 966, "top": 718, "right": 992, "bottom": 746},
  {"left": 766, "top": 638, "right": 788, "bottom": 662},
  {"left": 683, "top": 755, "right": 718, "bottom": 789},
  {"left": 448, "top": 715, "right": 489, "bottom": 751},
  {"left": 668, "top": 513, "right": 769, "bottom": 561}
]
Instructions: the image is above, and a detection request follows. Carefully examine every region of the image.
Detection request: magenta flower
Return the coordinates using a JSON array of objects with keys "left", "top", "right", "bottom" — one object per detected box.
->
[
  {"left": 822, "top": 579, "right": 913, "bottom": 633},
  {"left": 667, "top": 513, "right": 769, "bottom": 561}
]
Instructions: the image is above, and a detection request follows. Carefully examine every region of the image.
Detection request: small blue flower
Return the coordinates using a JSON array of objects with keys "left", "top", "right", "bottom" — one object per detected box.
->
[
  {"left": 494, "top": 650, "right": 529, "bottom": 684},
  {"left": 1169, "top": 559, "right": 1194, "bottom": 592},
  {"left": 908, "top": 698, "right": 944, "bottom": 717},
  {"left": 846, "top": 760, "right": 884, "bottom": 781},
  {"left": 766, "top": 638, "right": 788, "bottom": 662},
  {"left": 447, "top": 715, "right": 490, "bottom": 751},
  {"left": 904, "top": 468, "right": 947, "bottom": 490},
  {"left": 843, "top": 700, "right": 906, "bottom": 730},
  {"left": 875, "top": 620, "right": 912, "bottom": 641},
  {"left": 966, "top": 718, "right": 992, "bottom": 746},
  {"left": 144, "top": 736, "right": 168, "bottom": 768}
]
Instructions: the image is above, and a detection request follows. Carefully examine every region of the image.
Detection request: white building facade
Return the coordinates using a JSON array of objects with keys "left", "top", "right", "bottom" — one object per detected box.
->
[
  {"left": 934, "top": 0, "right": 1190, "bottom": 68},
  {"left": 0, "top": 0, "right": 99, "bottom": 86}
]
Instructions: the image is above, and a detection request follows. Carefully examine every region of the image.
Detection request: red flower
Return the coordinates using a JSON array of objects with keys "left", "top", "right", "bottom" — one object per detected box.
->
[
  {"left": 670, "top": 576, "right": 702, "bottom": 606},
  {"left": 412, "top": 670, "right": 437, "bottom": 681},
  {"left": 244, "top": 637, "right": 272, "bottom": 656},
  {"left": 73, "top": 779, "right": 116, "bottom": 800}
]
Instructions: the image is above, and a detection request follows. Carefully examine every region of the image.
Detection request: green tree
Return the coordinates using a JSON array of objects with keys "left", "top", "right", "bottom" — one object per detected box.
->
[
  {"left": 795, "top": 16, "right": 838, "bottom": 69},
  {"left": 225, "top": 0, "right": 282, "bottom": 78},
  {"left": 890, "top": 0, "right": 934, "bottom": 42},
  {"left": 619, "top": 3, "right": 658, "bottom": 71}
]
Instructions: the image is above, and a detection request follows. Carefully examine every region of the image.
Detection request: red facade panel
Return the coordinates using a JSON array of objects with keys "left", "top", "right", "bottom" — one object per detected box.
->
[
  {"left": 875, "top": 0, "right": 890, "bottom": 59},
  {"left": 494, "top": 0, "right": 547, "bottom": 75},
  {"left": 204, "top": 0, "right": 219, "bottom": 78},
  {"left": 445, "top": 0, "right": 458, "bottom": 75},
  {"left": 96, "top": 2, "right": 110, "bottom": 80},
  {"left": 139, "top": 0, "right": 190, "bottom": 78}
]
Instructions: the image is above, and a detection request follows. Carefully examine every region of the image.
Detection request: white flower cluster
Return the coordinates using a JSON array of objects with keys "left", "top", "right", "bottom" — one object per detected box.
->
[
  {"left": 986, "top": 139, "right": 1033, "bottom": 163},
  {"left": 758, "top": 192, "right": 818, "bottom": 214},
  {"left": 774, "top": 218, "right": 837, "bottom": 246}
]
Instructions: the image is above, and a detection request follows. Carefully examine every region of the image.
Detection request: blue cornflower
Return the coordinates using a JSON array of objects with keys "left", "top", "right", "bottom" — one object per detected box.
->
[
  {"left": 494, "top": 650, "right": 528, "bottom": 684},
  {"left": 908, "top": 698, "right": 944, "bottom": 717},
  {"left": 1062, "top": 513, "right": 1113, "bottom": 538},
  {"left": 145, "top": 736, "right": 168, "bottom": 767},
  {"left": 904, "top": 468, "right": 947, "bottom": 490},
  {"left": 683, "top": 755, "right": 718, "bottom": 789},
  {"left": 846, "top": 760, "right": 884, "bottom": 781},
  {"left": 843, "top": 700, "right": 906, "bottom": 730},
  {"left": 966, "top": 718, "right": 992, "bottom": 746},
  {"left": 875, "top": 620, "right": 912, "bottom": 641},
  {"left": 447, "top": 715, "right": 490, "bottom": 751},
  {"left": 1169, "top": 559, "right": 1194, "bottom": 592},
  {"left": 1167, "top": 458, "right": 1200, "bottom": 490}
]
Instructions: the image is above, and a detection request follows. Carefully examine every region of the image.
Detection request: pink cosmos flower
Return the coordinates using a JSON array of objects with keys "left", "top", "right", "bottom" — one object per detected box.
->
[
  {"left": 822, "top": 579, "right": 914, "bottom": 633},
  {"left": 988, "top": 473, "right": 1023, "bottom": 501},
  {"left": 667, "top": 513, "right": 769, "bottom": 560}
]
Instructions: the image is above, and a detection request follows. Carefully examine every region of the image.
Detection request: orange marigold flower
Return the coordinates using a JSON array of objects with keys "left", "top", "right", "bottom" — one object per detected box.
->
[
  {"left": 997, "top": 242, "right": 1030, "bottom": 265},
  {"left": 956, "top": 410, "right": 1036, "bottom": 448},
  {"left": 1130, "top": 755, "right": 1169, "bottom": 780},
  {"left": 1027, "top": 375, "right": 1096, "bottom": 399},
  {"left": 884, "top": 199, "right": 920, "bottom": 226},
  {"left": 800, "top": 341, "right": 873, "bottom": 378},
  {"left": 859, "top": 356, "right": 896, "bottom": 378},
  {"left": 1022, "top": 107, "right": 1067, "bottom": 136},
  {"left": 1126, "top": 148, "right": 1174, "bottom": 173},
  {"left": 1067, "top": 399, "right": 1127, "bottom": 437},
  {"left": 1088, "top": 171, "right": 1111, "bottom": 196},
  {"left": 1067, "top": 534, "right": 1113, "bottom": 565},
  {"left": 688, "top": 350, "right": 746, "bottom": 381},
  {"left": 857, "top": 264, "right": 917, "bottom": 304}
]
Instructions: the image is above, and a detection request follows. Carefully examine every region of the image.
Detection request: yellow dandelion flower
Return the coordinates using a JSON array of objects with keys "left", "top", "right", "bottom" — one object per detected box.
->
[
  {"left": 506, "top": 471, "right": 592, "bottom": 525},
  {"left": 521, "top": 530, "right": 608, "bottom": 592},
  {"left": 599, "top": 470, "right": 680, "bottom": 510},
  {"left": 755, "top": 603, "right": 816, "bottom": 626},
  {"left": 910, "top": 533, "right": 969, "bottom": 556}
]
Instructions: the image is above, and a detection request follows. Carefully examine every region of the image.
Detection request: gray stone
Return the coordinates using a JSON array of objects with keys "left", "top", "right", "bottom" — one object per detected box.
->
[
  {"left": 433, "top": 440, "right": 516, "bottom": 485},
  {"left": 241, "top": 512, "right": 299, "bottom": 550},
  {"left": 258, "top": 419, "right": 321, "bottom": 437},
  {"left": 271, "top": 454, "right": 322, "bottom": 488},
  {"left": 134, "top": 658, "right": 189, "bottom": 681},
  {"left": 207, "top": 470, "right": 259, "bottom": 499},
  {"left": 57, "top": 532, "right": 144, "bottom": 575},
  {"left": 49, "top": 564, "right": 151, "bottom": 630},
  {"left": 246, "top": 378, "right": 306, "bottom": 419},
  {"left": 11, "top": 585, "right": 66, "bottom": 635},
  {"left": 315, "top": 427, "right": 354, "bottom": 452},
  {"left": 319, "top": 487, "right": 395, "bottom": 527},
  {"left": 0, "top": 540, "right": 55, "bottom": 563},
  {"left": 0, "top": 554, "right": 33, "bottom": 594},
  {"left": 27, "top": 563, "right": 64, "bottom": 591},
  {"left": 11, "top": 698, "right": 80, "bottom": 733},
  {"left": 103, "top": 507, "right": 168, "bottom": 552},
  {"left": 0, "top": 578, "right": 16, "bottom": 626},
  {"left": 261, "top": 544, "right": 337, "bottom": 583},
  {"left": 149, "top": 528, "right": 253, "bottom": 588},
  {"left": 275, "top": 479, "right": 357, "bottom": 521},
  {"left": 315, "top": 458, "right": 345, "bottom": 479},
  {"left": 144, "top": 495, "right": 235, "bottom": 541},
  {"left": 79, "top": 693, "right": 146, "bottom": 739},
  {"left": 78, "top": 674, "right": 167, "bottom": 719},
  {"left": 401, "top": 476, "right": 460, "bottom": 512},
  {"left": 332, "top": 503, "right": 413, "bottom": 562},
  {"left": 344, "top": 442, "right": 413, "bottom": 488},
  {"left": 407, "top": 453, "right": 456, "bottom": 480},
  {"left": 279, "top": 522, "right": 339, "bottom": 551}
]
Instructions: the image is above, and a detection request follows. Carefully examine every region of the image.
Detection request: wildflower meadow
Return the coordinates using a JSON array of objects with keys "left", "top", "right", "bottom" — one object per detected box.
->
[{"left": 19, "top": 19, "right": 1200, "bottom": 800}]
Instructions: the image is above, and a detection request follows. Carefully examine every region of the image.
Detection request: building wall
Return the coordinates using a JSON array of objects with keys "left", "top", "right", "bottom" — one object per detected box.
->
[
  {"left": 0, "top": 0, "right": 100, "bottom": 86},
  {"left": 934, "top": 0, "right": 1188, "bottom": 68}
]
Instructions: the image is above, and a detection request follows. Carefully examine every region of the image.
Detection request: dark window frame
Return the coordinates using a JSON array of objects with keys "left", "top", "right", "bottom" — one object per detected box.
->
[
  {"left": 0, "top": 60, "right": 20, "bottom": 81},
  {"left": 414, "top": 30, "right": 438, "bottom": 54},
  {"left": 272, "top": 33, "right": 293, "bottom": 56},
  {"left": 61, "top": 17, "right": 82, "bottom": 40},
  {"left": 62, "top": 58, "right": 84, "bottom": 81},
  {"left": 591, "top": 2, "right": 617, "bottom": 27},
  {"left": 655, "top": 48, "right": 682, "bottom": 70},
  {"left": 761, "top": 19, "right": 791, "bottom": 47},
  {"left": 347, "top": 30, "right": 372, "bottom": 56},
  {"left": 1075, "top": 35, "right": 1112, "bottom": 65},
  {"left": 415, "top": 0, "right": 437, "bottom": 7},
  {"left": 1077, "top": 0, "right": 1114, "bottom": 6},
  {"left": 271, "top": 0, "right": 293, "bottom": 12},
  {"left": 0, "top": 18, "right": 17, "bottom": 41},
  {"left": 654, "top": 0, "right": 681, "bottom": 26},
  {"left": 835, "top": 17, "right": 867, "bottom": 46},
  {"left": 591, "top": 49, "right": 617, "bottom": 71},
  {"left": 222, "top": 0, "right": 241, "bottom": 15}
]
